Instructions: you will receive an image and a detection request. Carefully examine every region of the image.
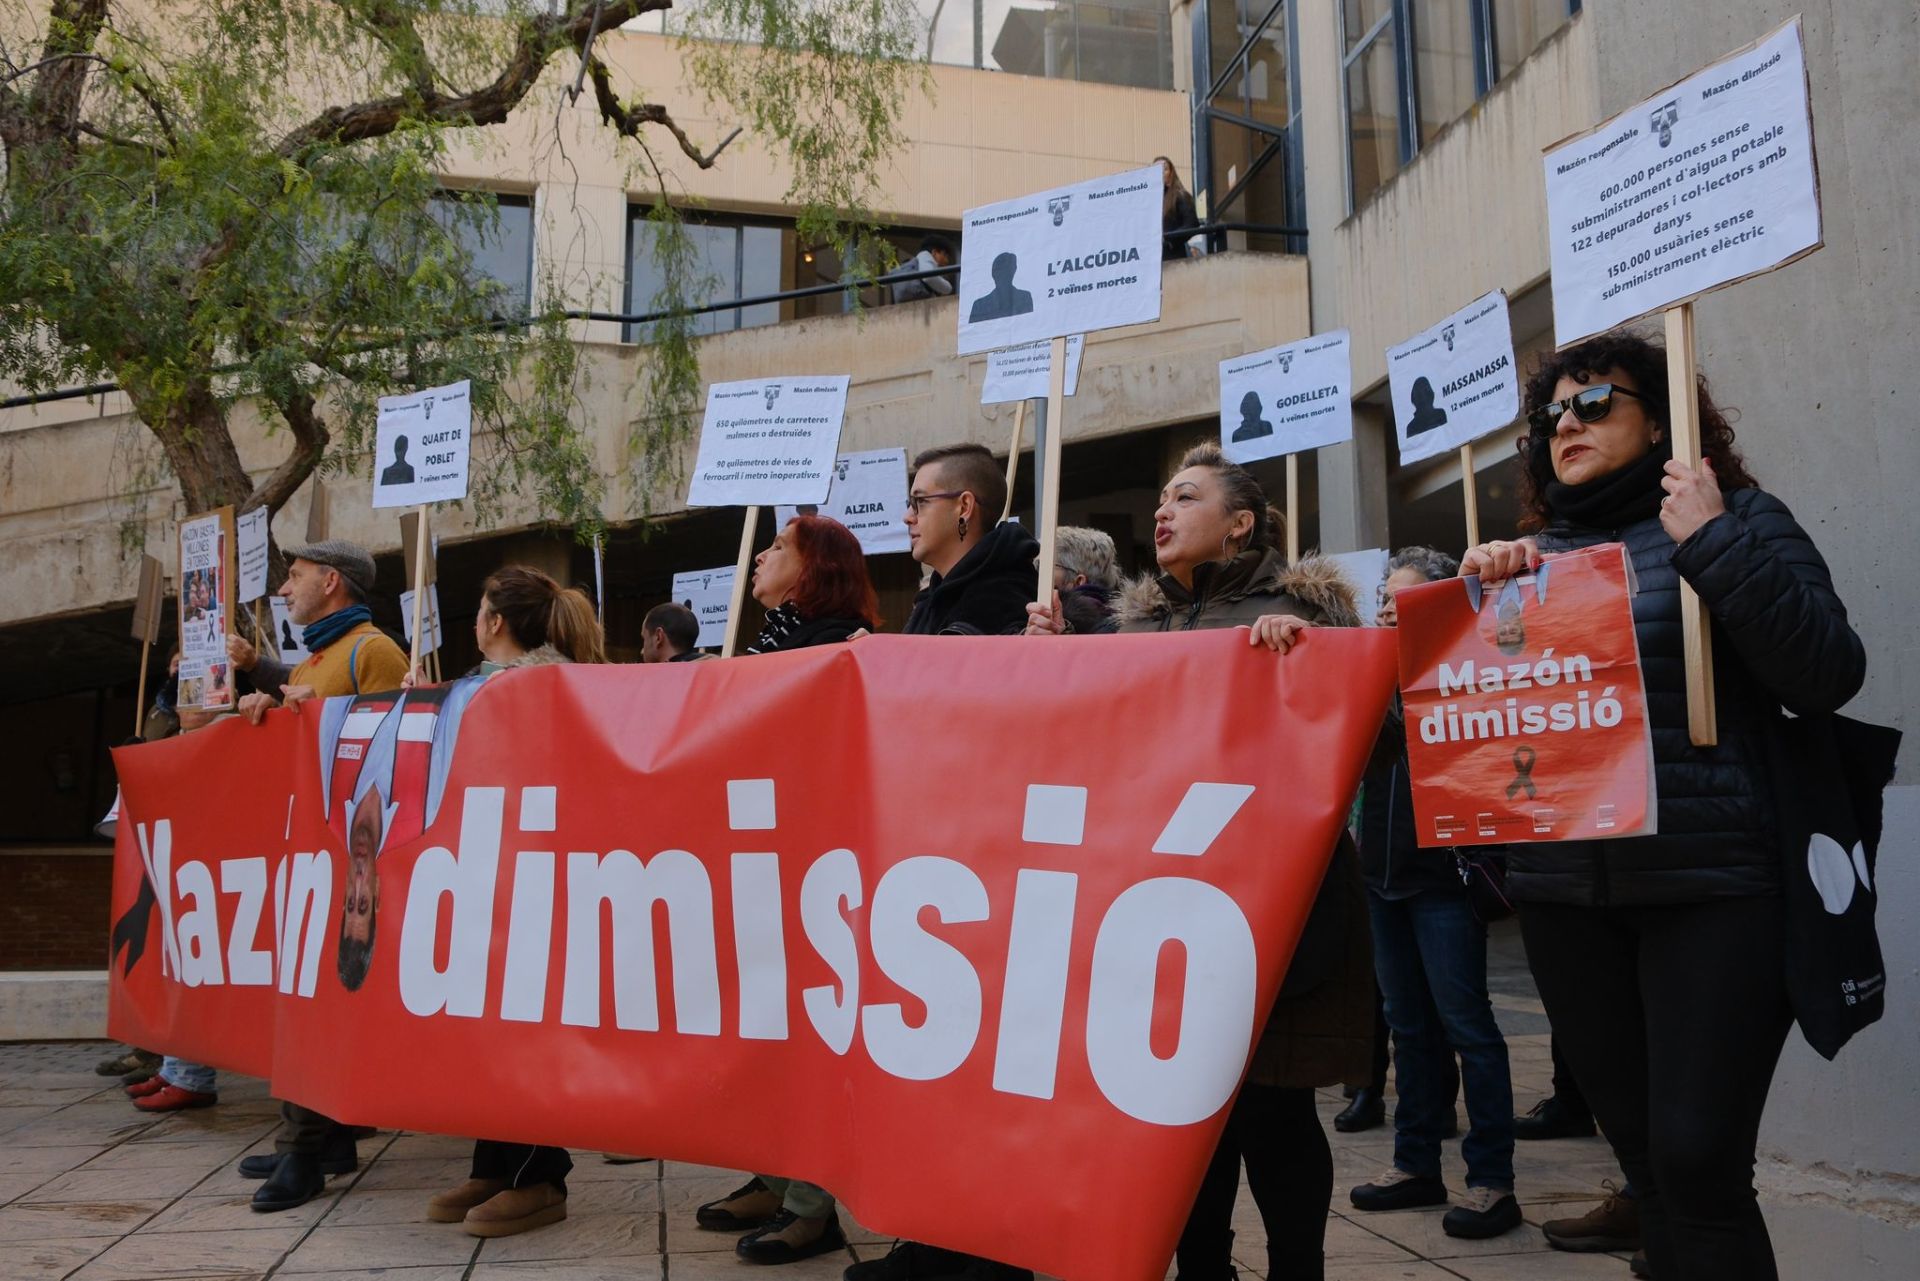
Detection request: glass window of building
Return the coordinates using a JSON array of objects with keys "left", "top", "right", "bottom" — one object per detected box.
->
[
  {"left": 625, "top": 213, "right": 785, "bottom": 342},
  {"left": 430, "top": 191, "right": 534, "bottom": 317},
  {"left": 1198, "top": 2, "right": 1303, "bottom": 251},
  {"left": 1342, "top": 0, "right": 1577, "bottom": 211}
]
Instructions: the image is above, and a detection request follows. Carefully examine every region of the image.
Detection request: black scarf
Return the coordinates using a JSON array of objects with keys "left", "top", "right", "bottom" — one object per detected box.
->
[
  {"left": 746, "top": 602, "right": 802, "bottom": 655},
  {"left": 1544, "top": 437, "right": 1673, "bottom": 530}
]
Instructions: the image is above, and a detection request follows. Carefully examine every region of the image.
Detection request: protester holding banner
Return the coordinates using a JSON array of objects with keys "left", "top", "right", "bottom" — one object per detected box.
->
[
  {"left": 1027, "top": 444, "right": 1372, "bottom": 1281},
  {"left": 1461, "top": 331, "right": 1867, "bottom": 1280},
  {"left": 901, "top": 444, "right": 1038, "bottom": 636},
  {"left": 1345, "top": 546, "right": 1521, "bottom": 1239},
  {"left": 418, "top": 564, "right": 606, "bottom": 1238},
  {"left": 226, "top": 540, "right": 409, "bottom": 1211},
  {"left": 228, "top": 540, "right": 409, "bottom": 723},
  {"left": 693, "top": 517, "right": 878, "bottom": 1264},
  {"left": 641, "top": 602, "right": 708, "bottom": 663}
]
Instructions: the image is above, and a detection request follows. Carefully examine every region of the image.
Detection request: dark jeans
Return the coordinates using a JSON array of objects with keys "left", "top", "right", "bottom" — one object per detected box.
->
[
  {"left": 1519, "top": 896, "right": 1793, "bottom": 1281},
  {"left": 1369, "top": 889, "right": 1514, "bottom": 1190},
  {"left": 472, "top": 1141, "right": 571, "bottom": 1195},
  {"left": 1176, "top": 1085, "right": 1331, "bottom": 1281},
  {"left": 275, "top": 1102, "right": 348, "bottom": 1157}
]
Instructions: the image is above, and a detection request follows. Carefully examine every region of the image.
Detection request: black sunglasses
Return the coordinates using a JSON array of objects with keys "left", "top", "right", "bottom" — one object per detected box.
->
[{"left": 1527, "top": 383, "right": 1650, "bottom": 436}]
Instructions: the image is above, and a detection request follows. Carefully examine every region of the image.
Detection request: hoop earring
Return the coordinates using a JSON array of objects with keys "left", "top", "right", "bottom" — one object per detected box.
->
[{"left": 958, "top": 515, "right": 968, "bottom": 539}]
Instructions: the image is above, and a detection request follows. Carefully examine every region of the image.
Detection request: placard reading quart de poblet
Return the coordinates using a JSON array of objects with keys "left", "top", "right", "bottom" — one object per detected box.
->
[
  {"left": 956, "top": 166, "right": 1162, "bottom": 356},
  {"left": 1544, "top": 19, "right": 1820, "bottom": 347},
  {"left": 686, "top": 376, "right": 851, "bottom": 508},
  {"left": 372, "top": 380, "right": 472, "bottom": 509}
]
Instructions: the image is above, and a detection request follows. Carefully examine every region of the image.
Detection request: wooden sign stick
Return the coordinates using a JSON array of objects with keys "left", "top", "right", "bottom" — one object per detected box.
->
[
  {"left": 134, "top": 639, "right": 152, "bottom": 738},
  {"left": 408, "top": 504, "right": 430, "bottom": 674},
  {"left": 1033, "top": 337, "right": 1069, "bottom": 598},
  {"left": 1001, "top": 399, "right": 1028, "bottom": 522},
  {"left": 1664, "top": 303, "right": 1718, "bottom": 746},
  {"left": 1284, "top": 454, "right": 1301, "bottom": 564},
  {"left": 1460, "top": 443, "right": 1481, "bottom": 548},
  {"left": 720, "top": 506, "right": 759, "bottom": 659},
  {"left": 131, "top": 554, "right": 163, "bottom": 737}
]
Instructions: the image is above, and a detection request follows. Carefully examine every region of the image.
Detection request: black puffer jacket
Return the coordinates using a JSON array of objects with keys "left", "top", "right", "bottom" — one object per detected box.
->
[
  {"left": 903, "top": 521, "right": 1041, "bottom": 636},
  {"left": 1358, "top": 706, "right": 1461, "bottom": 900},
  {"left": 1509, "top": 487, "right": 1865, "bottom": 906}
]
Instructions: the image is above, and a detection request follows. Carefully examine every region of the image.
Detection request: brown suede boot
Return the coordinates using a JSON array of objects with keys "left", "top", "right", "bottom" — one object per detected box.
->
[
  {"left": 696, "top": 1176, "right": 783, "bottom": 1231},
  {"left": 426, "top": 1177, "right": 507, "bottom": 1224},
  {"left": 462, "top": 1182, "right": 568, "bottom": 1238},
  {"left": 737, "top": 1209, "right": 847, "bottom": 1265}
]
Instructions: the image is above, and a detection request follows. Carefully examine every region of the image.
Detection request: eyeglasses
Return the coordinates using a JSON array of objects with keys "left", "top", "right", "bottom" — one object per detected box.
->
[
  {"left": 904, "top": 490, "right": 964, "bottom": 515},
  {"left": 1527, "top": 383, "right": 1650, "bottom": 436}
]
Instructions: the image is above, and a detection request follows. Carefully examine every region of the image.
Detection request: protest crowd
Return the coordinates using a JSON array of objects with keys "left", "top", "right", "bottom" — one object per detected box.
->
[{"left": 100, "top": 321, "right": 1872, "bottom": 1281}]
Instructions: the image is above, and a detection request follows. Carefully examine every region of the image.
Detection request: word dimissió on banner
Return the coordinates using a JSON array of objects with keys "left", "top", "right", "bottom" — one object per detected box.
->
[{"left": 1419, "top": 648, "right": 1627, "bottom": 744}]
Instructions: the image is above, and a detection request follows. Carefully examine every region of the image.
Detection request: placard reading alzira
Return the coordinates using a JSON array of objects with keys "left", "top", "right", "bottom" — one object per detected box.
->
[
  {"left": 956, "top": 165, "right": 1162, "bottom": 355},
  {"left": 1396, "top": 544, "right": 1656, "bottom": 848},
  {"left": 687, "top": 376, "right": 851, "bottom": 508},
  {"left": 775, "top": 448, "right": 912, "bottom": 556},
  {"left": 1543, "top": 18, "right": 1821, "bottom": 346}
]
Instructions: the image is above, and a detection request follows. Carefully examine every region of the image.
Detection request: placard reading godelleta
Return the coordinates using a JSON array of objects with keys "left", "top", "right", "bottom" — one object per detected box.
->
[
  {"left": 1217, "top": 331, "right": 1353, "bottom": 465},
  {"left": 687, "top": 376, "right": 851, "bottom": 508},
  {"left": 957, "top": 166, "right": 1162, "bottom": 355},
  {"left": 1386, "top": 291, "right": 1519, "bottom": 466},
  {"left": 1544, "top": 19, "right": 1820, "bottom": 346}
]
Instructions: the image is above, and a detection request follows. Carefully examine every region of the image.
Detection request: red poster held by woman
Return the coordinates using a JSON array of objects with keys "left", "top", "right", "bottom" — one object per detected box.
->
[{"left": 1396, "top": 543, "right": 1655, "bottom": 847}]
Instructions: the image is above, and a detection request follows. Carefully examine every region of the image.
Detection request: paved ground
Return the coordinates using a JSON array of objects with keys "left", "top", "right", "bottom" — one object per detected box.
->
[{"left": 0, "top": 924, "right": 1643, "bottom": 1281}]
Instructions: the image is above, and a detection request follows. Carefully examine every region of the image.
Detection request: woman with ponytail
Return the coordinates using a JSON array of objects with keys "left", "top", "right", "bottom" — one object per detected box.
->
[
  {"left": 1025, "top": 444, "right": 1374, "bottom": 1281},
  {"left": 422, "top": 565, "right": 604, "bottom": 1240}
]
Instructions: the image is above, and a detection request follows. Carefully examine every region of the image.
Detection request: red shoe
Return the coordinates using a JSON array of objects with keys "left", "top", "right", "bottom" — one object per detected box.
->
[
  {"left": 126, "top": 1076, "right": 169, "bottom": 1099},
  {"left": 133, "top": 1084, "right": 217, "bottom": 1112}
]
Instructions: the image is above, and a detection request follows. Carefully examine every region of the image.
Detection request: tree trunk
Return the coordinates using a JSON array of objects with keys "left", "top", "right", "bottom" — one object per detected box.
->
[{"left": 134, "top": 377, "right": 258, "bottom": 517}]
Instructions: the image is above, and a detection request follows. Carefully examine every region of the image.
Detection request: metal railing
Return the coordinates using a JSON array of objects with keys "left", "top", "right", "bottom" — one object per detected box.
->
[{"left": 0, "top": 221, "right": 1307, "bottom": 411}]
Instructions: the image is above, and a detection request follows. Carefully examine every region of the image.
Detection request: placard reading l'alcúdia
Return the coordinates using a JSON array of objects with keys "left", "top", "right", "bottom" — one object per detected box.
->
[
  {"left": 1387, "top": 291, "right": 1519, "bottom": 466},
  {"left": 687, "top": 376, "right": 851, "bottom": 508},
  {"left": 671, "top": 566, "right": 736, "bottom": 650},
  {"left": 956, "top": 166, "right": 1162, "bottom": 356},
  {"left": 1218, "top": 331, "right": 1353, "bottom": 466},
  {"left": 775, "top": 448, "right": 911, "bottom": 556},
  {"left": 980, "top": 335, "right": 1086, "bottom": 405},
  {"left": 373, "top": 380, "right": 472, "bottom": 509},
  {"left": 1543, "top": 19, "right": 1820, "bottom": 347}
]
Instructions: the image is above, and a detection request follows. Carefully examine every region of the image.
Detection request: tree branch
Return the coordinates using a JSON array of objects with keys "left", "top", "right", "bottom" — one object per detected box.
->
[
  {"left": 585, "top": 53, "right": 739, "bottom": 168},
  {"left": 247, "top": 385, "right": 331, "bottom": 515},
  {"left": 31, "top": 0, "right": 112, "bottom": 135}
]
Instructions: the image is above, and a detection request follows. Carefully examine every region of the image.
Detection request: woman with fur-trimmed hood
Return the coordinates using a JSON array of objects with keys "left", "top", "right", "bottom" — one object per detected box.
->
[{"left": 1026, "top": 443, "right": 1372, "bottom": 1281}]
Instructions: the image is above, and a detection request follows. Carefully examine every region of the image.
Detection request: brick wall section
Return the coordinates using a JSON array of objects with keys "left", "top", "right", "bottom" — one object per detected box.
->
[{"left": 0, "top": 853, "right": 113, "bottom": 970}]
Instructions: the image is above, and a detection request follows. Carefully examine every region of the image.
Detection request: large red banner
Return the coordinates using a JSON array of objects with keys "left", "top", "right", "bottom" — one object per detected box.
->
[
  {"left": 107, "top": 630, "right": 1394, "bottom": 1281},
  {"left": 1396, "top": 544, "right": 1656, "bottom": 848}
]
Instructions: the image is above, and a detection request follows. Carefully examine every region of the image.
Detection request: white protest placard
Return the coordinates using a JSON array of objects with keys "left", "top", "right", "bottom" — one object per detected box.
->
[
  {"left": 775, "top": 448, "right": 911, "bottom": 555},
  {"left": 1544, "top": 18, "right": 1820, "bottom": 347},
  {"left": 399, "top": 584, "right": 444, "bottom": 655},
  {"left": 236, "top": 506, "right": 270, "bottom": 603},
  {"left": 176, "top": 508, "right": 234, "bottom": 709},
  {"left": 686, "top": 376, "right": 851, "bottom": 508},
  {"left": 1386, "top": 291, "right": 1520, "bottom": 466},
  {"left": 1327, "top": 549, "right": 1391, "bottom": 624},
  {"left": 956, "top": 165, "right": 1162, "bottom": 355},
  {"left": 1218, "top": 330, "right": 1354, "bottom": 465},
  {"left": 980, "top": 335, "right": 1086, "bottom": 405},
  {"left": 268, "top": 595, "right": 311, "bottom": 664},
  {"left": 671, "top": 566, "right": 736, "bottom": 650},
  {"left": 372, "top": 379, "right": 472, "bottom": 509}
]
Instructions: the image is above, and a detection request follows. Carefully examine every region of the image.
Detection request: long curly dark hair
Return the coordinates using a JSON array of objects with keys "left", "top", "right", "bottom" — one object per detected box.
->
[{"left": 1515, "top": 331, "right": 1758, "bottom": 531}]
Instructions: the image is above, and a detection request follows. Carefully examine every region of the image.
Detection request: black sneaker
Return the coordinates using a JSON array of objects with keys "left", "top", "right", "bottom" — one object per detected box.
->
[
  {"left": 1514, "top": 1095, "right": 1596, "bottom": 1140},
  {"left": 842, "top": 1241, "right": 976, "bottom": 1281},
  {"left": 1442, "top": 1186, "right": 1523, "bottom": 1238},
  {"left": 738, "top": 1210, "right": 848, "bottom": 1265},
  {"left": 1350, "top": 1169, "right": 1448, "bottom": 1212}
]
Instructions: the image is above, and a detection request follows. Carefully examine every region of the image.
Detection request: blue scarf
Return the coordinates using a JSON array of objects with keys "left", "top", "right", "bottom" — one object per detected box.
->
[{"left": 303, "top": 603, "right": 372, "bottom": 654}]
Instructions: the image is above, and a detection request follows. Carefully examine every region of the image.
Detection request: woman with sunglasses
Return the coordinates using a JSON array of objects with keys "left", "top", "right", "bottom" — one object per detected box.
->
[{"left": 1462, "top": 331, "right": 1865, "bottom": 1281}]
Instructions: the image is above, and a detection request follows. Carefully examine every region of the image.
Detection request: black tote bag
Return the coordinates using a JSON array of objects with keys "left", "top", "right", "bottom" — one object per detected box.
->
[{"left": 1767, "top": 712, "right": 1902, "bottom": 1060}]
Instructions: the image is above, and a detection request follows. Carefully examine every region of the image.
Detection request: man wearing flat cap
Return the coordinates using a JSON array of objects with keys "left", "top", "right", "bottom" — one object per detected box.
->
[
  {"left": 227, "top": 539, "right": 409, "bottom": 720},
  {"left": 222, "top": 537, "right": 408, "bottom": 1214}
]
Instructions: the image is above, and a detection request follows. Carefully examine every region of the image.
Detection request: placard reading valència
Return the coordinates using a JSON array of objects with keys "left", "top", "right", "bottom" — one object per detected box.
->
[{"left": 1543, "top": 18, "right": 1820, "bottom": 346}]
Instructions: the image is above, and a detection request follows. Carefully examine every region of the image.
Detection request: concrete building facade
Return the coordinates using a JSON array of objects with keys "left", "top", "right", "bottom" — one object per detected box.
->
[{"left": 1, "top": 2, "right": 1914, "bottom": 1271}]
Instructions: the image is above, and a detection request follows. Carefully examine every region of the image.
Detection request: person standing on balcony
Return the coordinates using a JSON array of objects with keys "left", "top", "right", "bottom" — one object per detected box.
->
[{"left": 1157, "top": 155, "right": 1199, "bottom": 260}]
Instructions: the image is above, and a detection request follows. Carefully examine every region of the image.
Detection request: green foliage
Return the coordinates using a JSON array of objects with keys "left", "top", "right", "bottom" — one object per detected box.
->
[{"left": 0, "top": 0, "right": 924, "bottom": 544}]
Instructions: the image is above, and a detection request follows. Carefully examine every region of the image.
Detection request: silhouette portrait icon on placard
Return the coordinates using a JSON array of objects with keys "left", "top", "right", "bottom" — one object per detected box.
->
[
  {"left": 380, "top": 435, "right": 416, "bottom": 486},
  {"left": 1406, "top": 376, "right": 1449, "bottom": 437},
  {"left": 1230, "top": 390, "right": 1274, "bottom": 443},
  {"left": 281, "top": 619, "right": 297, "bottom": 652},
  {"left": 969, "top": 252, "right": 1034, "bottom": 322}
]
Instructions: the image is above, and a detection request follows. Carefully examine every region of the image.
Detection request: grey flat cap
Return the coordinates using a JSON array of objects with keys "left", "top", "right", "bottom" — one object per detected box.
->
[{"left": 283, "top": 539, "right": 378, "bottom": 596}]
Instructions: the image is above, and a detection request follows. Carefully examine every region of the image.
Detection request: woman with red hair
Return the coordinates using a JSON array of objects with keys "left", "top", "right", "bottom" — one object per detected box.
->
[
  {"left": 694, "top": 514, "right": 877, "bottom": 1265},
  {"left": 742, "top": 513, "right": 879, "bottom": 654}
]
